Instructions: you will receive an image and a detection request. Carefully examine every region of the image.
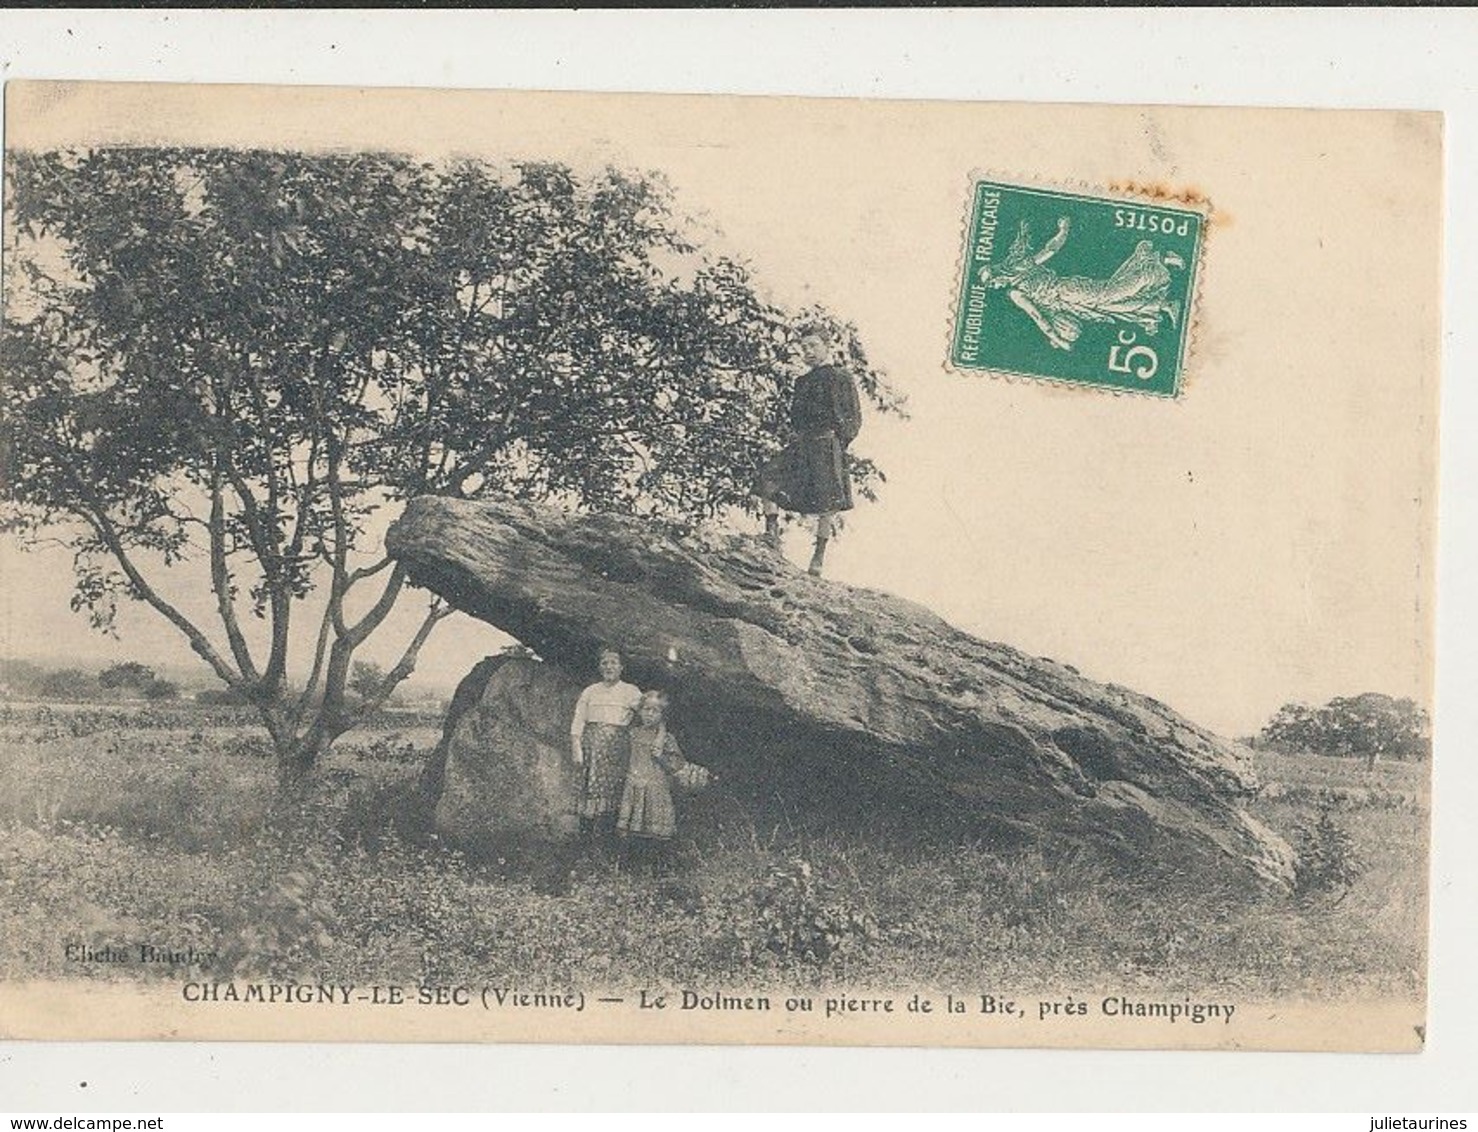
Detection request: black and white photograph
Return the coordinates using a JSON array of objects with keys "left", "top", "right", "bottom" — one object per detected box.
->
[{"left": 0, "top": 76, "right": 1441, "bottom": 1057}]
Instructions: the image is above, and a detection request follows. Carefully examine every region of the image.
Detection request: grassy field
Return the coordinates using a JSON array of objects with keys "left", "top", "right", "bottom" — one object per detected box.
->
[{"left": 0, "top": 702, "right": 1428, "bottom": 1001}]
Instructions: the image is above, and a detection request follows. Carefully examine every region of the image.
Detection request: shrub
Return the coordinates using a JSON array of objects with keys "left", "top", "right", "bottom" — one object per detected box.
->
[
  {"left": 99, "top": 662, "right": 158, "bottom": 691},
  {"left": 1293, "top": 809, "right": 1365, "bottom": 900},
  {"left": 348, "top": 736, "right": 423, "bottom": 765},
  {"left": 195, "top": 687, "right": 253, "bottom": 707},
  {"left": 212, "top": 851, "right": 341, "bottom": 979},
  {"left": 37, "top": 668, "right": 98, "bottom": 702},
  {"left": 752, "top": 857, "right": 879, "bottom": 965}
]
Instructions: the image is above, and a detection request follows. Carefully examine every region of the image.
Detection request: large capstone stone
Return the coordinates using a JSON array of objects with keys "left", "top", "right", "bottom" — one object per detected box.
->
[{"left": 388, "top": 494, "right": 1294, "bottom": 890}]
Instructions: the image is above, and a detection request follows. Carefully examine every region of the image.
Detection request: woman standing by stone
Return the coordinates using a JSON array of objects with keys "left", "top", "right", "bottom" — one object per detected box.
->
[
  {"left": 569, "top": 646, "right": 642, "bottom": 838},
  {"left": 754, "top": 333, "right": 863, "bottom": 576}
]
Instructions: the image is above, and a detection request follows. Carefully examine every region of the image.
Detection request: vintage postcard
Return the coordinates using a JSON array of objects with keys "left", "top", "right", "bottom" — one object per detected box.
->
[{"left": 0, "top": 81, "right": 1439, "bottom": 1051}]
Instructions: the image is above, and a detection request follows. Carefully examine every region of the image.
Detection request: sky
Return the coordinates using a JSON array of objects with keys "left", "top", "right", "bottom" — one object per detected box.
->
[{"left": 0, "top": 83, "right": 1441, "bottom": 738}]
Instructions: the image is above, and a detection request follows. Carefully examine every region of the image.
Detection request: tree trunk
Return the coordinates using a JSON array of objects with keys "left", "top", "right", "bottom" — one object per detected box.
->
[{"left": 272, "top": 733, "right": 325, "bottom": 795}]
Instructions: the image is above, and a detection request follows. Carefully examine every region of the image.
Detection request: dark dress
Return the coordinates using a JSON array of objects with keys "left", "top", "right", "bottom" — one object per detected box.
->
[{"left": 759, "top": 364, "right": 862, "bottom": 515}]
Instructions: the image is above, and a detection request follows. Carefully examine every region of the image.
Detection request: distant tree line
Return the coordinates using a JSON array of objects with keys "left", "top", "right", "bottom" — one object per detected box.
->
[
  {"left": 1255, "top": 693, "right": 1430, "bottom": 763},
  {"left": 1, "top": 658, "right": 178, "bottom": 701},
  {"left": 2, "top": 657, "right": 403, "bottom": 712}
]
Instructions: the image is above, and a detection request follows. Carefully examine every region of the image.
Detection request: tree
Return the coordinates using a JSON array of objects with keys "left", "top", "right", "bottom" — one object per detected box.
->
[
  {"left": 99, "top": 661, "right": 158, "bottom": 691},
  {"left": 1260, "top": 702, "right": 1324, "bottom": 753},
  {"left": 348, "top": 660, "right": 385, "bottom": 705},
  {"left": 99, "top": 660, "right": 179, "bottom": 701},
  {"left": 2, "top": 147, "right": 901, "bottom": 786},
  {"left": 1258, "top": 693, "right": 1430, "bottom": 762},
  {"left": 37, "top": 667, "right": 96, "bottom": 703},
  {"left": 0, "top": 658, "right": 47, "bottom": 697}
]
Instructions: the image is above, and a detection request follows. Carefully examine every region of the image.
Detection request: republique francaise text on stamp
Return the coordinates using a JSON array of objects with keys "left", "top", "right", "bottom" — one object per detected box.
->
[{"left": 951, "top": 181, "right": 1206, "bottom": 397}]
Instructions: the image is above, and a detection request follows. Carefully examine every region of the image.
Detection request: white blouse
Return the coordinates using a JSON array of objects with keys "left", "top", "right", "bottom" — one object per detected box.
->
[{"left": 570, "top": 680, "right": 642, "bottom": 736}]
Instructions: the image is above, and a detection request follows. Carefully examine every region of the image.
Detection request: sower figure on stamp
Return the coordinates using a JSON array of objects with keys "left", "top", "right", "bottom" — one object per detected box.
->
[
  {"left": 754, "top": 333, "right": 863, "bottom": 576},
  {"left": 980, "top": 218, "right": 1185, "bottom": 352}
]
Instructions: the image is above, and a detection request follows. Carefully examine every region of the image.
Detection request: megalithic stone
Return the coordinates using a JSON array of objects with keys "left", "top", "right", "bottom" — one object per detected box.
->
[{"left": 386, "top": 494, "right": 1294, "bottom": 890}]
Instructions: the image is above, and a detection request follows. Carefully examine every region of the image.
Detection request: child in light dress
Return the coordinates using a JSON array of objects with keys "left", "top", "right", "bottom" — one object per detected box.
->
[{"left": 616, "top": 689, "right": 711, "bottom": 870}]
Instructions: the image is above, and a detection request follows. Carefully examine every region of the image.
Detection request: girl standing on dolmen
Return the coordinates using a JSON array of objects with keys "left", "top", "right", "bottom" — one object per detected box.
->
[{"left": 754, "top": 332, "right": 863, "bottom": 576}]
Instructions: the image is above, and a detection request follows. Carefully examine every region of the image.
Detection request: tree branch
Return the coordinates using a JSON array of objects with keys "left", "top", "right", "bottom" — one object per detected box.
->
[
  {"left": 451, "top": 426, "right": 512, "bottom": 495},
  {"left": 207, "top": 466, "right": 261, "bottom": 682},
  {"left": 285, "top": 429, "right": 321, "bottom": 562},
  {"left": 356, "top": 600, "right": 454, "bottom": 717},
  {"left": 345, "top": 563, "right": 406, "bottom": 647},
  {"left": 292, "top": 594, "right": 337, "bottom": 724},
  {"left": 325, "top": 433, "right": 352, "bottom": 638},
  {"left": 82, "top": 506, "right": 240, "bottom": 688},
  {"left": 346, "top": 556, "right": 394, "bottom": 587},
  {"left": 206, "top": 352, "right": 293, "bottom": 692},
  {"left": 214, "top": 453, "right": 295, "bottom": 692}
]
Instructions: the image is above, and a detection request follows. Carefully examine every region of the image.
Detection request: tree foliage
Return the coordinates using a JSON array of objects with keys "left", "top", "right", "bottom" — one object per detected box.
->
[
  {"left": 98, "top": 661, "right": 158, "bottom": 690},
  {"left": 37, "top": 667, "right": 97, "bottom": 702},
  {"left": 98, "top": 660, "right": 177, "bottom": 700},
  {"left": 141, "top": 677, "right": 179, "bottom": 701},
  {"left": 1258, "top": 693, "right": 1430, "bottom": 762},
  {"left": 2, "top": 146, "right": 901, "bottom": 782},
  {"left": 348, "top": 660, "right": 385, "bottom": 704}
]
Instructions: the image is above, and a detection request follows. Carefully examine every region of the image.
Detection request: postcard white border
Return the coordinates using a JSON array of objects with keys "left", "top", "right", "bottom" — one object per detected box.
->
[{"left": 1, "top": 7, "right": 1475, "bottom": 1114}]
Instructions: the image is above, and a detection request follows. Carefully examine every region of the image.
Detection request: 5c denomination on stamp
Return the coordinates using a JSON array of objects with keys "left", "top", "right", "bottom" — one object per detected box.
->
[{"left": 951, "top": 180, "right": 1206, "bottom": 398}]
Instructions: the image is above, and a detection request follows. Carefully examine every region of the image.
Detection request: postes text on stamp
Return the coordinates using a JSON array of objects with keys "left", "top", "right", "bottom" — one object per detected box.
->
[{"left": 951, "top": 181, "right": 1206, "bottom": 398}]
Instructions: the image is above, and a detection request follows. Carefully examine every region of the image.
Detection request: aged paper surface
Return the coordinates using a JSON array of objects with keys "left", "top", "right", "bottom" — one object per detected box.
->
[{"left": 0, "top": 80, "right": 1439, "bottom": 1052}]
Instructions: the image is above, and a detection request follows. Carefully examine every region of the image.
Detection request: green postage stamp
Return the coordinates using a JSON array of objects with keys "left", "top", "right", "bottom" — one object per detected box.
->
[{"left": 951, "top": 181, "right": 1206, "bottom": 398}]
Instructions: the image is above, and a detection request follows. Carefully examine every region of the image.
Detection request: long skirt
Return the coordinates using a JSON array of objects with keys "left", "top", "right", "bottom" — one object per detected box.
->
[
  {"left": 578, "top": 722, "right": 630, "bottom": 820},
  {"left": 757, "top": 431, "right": 853, "bottom": 516},
  {"left": 616, "top": 765, "right": 677, "bottom": 841}
]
